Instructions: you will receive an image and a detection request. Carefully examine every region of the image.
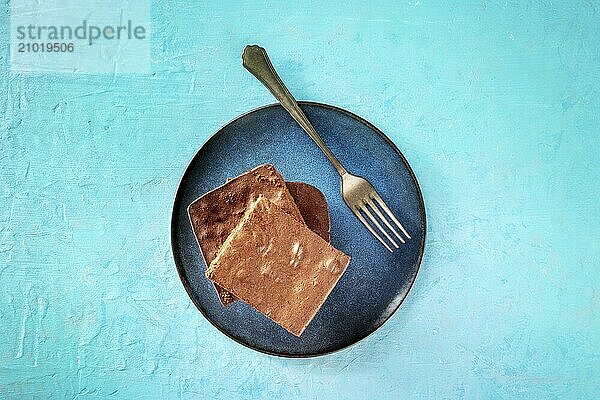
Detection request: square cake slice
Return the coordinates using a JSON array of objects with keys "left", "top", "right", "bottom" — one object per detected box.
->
[
  {"left": 188, "top": 164, "right": 304, "bottom": 306},
  {"left": 206, "top": 196, "right": 350, "bottom": 336},
  {"left": 218, "top": 180, "right": 331, "bottom": 308}
]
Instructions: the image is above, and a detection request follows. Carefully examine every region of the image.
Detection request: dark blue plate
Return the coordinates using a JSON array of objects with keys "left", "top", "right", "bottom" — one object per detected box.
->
[{"left": 171, "top": 102, "right": 426, "bottom": 357}]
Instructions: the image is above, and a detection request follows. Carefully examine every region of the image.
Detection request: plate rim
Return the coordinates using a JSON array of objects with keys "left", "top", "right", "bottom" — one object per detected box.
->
[{"left": 170, "top": 101, "right": 427, "bottom": 358}]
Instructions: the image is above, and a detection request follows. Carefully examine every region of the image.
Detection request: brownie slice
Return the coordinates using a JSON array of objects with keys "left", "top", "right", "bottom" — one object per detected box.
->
[
  {"left": 215, "top": 180, "right": 331, "bottom": 307},
  {"left": 206, "top": 196, "right": 350, "bottom": 337},
  {"left": 188, "top": 164, "right": 304, "bottom": 306},
  {"left": 286, "top": 182, "right": 330, "bottom": 242}
]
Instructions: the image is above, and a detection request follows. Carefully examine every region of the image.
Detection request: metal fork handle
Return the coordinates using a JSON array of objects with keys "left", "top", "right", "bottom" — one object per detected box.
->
[{"left": 242, "top": 45, "right": 347, "bottom": 177}]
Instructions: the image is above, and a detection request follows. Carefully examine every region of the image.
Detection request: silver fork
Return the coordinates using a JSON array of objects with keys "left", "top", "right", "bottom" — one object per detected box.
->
[{"left": 242, "top": 45, "right": 410, "bottom": 252}]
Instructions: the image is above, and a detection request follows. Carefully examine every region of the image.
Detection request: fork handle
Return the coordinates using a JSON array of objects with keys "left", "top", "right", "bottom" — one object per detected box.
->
[{"left": 242, "top": 45, "right": 347, "bottom": 177}]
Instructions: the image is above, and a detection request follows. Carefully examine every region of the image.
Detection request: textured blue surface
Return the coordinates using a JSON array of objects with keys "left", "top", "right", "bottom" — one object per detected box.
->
[
  {"left": 172, "top": 103, "right": 425, "bottom": 356},
  {"left": 1, "top": 1, "right": 599, "bottom": 399}
]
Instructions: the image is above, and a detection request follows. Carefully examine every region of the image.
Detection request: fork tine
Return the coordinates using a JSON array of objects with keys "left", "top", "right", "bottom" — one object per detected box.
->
[
  {"left": 360, "top": 203, "right": 399, "bottom": 249},
  {"left": 366, "top": 198, "right": 405, "bottom": 244},
  {"left": 371, "top": 192, "right": 411, "bottom": 240},
  {"left": 352, "top": 206, "right": 393, "bottom": 252}
]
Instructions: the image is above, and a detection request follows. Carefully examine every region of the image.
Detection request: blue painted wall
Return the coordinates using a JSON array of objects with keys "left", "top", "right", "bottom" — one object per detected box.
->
[{"left": 1, "top": 1, "right": 598, "bottom": 398}]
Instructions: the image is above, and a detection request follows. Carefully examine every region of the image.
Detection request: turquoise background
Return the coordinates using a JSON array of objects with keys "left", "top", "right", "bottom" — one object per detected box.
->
[{"left": 1, "top": 1, "right": 599, "bottom": 399}]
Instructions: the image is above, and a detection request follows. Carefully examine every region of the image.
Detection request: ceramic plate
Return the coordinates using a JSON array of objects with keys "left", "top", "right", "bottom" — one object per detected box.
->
[{"left": 171, "top": 102, "right": 426, "bottom": 357}]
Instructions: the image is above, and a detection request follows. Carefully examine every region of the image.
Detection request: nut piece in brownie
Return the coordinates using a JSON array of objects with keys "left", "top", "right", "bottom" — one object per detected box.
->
[{"left": 206, "top": 196, "right": 350, "bottom": 337}]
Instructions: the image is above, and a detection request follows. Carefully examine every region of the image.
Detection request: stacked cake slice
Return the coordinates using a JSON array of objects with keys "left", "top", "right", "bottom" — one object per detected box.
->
[{"left": 188, "top": 164, "right": 350, "bottom": 336}]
